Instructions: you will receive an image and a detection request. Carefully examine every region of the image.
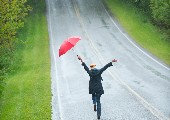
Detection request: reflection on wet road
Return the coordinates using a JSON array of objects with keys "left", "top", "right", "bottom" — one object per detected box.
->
[{"left": 46, "top": 0, "right": 170, "bottom": 119}]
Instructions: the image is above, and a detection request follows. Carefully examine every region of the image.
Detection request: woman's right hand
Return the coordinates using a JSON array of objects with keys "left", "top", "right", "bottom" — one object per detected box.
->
[
  {"left": 112, "top": 59, "right": 117, "bottom": 62},
  {"left": 77, "top": 55, "right": 83, "bottom": 62}
]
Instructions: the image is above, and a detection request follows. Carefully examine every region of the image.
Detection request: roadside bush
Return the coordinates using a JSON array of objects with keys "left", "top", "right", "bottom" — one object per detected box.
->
[
  {"left": 150, "top": 0, "right": 170, "bottom": 29},
  {"left": 120, "top": 0, "right": 170, "bottom": 40},
  {"left": 0, "top": 0, "right": 32, "bottom": 97}
]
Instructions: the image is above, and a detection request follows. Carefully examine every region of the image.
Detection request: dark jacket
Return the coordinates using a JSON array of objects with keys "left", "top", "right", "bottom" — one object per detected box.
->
[{"left": 82, "top": 62, "right": 113, "bottom": 94}]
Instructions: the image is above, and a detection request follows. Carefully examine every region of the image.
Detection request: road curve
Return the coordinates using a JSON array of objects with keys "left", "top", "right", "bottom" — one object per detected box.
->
[{"left": 46, "top": 0, "right": 170, "bottom": 119}]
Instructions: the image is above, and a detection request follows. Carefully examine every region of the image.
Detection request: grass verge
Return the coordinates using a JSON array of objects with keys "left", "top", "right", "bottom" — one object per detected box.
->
[
  {"left": 103, "top": 0, "right": 170, "bottom": 65},
  {"left": 0, "top": 0, "right": 51, "bottom": 119}
]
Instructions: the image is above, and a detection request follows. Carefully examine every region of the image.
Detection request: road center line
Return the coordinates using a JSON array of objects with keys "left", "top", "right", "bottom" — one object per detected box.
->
[
  {"left": 100, "top": 1, "right": 170, "bottom": 71},
  {"left": 72, "top": 0, "right": 169, "bottom": 120}
]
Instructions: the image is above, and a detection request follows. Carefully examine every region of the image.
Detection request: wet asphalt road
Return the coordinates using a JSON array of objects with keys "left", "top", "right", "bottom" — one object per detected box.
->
[{"left": 46, "top": 0, "right": 170, "bottom": 119}]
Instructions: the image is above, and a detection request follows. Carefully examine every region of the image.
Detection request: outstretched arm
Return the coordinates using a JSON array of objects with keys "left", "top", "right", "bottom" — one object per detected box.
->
[
  {"left": 77, "top": 55, "right": 90, "bottom": 74},
  {"left": 100, "top": 59, "right": 117, "bottom": 74}
]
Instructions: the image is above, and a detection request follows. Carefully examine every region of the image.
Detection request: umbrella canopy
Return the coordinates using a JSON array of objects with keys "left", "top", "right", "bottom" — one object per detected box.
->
[{"left": 59, "top": 36, "right": 81, "bottom": 57}]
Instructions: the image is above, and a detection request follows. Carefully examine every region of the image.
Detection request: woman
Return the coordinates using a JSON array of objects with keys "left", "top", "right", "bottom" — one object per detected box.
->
[{"left": 77, "top": 56, "right": 117, "bottom": 120}]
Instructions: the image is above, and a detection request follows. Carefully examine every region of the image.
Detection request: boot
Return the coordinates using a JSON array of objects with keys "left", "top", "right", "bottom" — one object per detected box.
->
[
  {"left": 94, "top": 104, "right": 96, "bottom": 112},
  {"left": 97, "top": 115, "right": 100, "bottom": 120}
]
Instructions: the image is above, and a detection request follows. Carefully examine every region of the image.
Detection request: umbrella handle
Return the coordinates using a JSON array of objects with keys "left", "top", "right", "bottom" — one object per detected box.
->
[
  {"left": 72, "top": 49, "right": 82, "bottom": 63},
  {"left": 72, "top": 49, "right": 82, "bottom": 62},
  {"left": 72, "top": 48, "right": 79, "bottom": 57}
]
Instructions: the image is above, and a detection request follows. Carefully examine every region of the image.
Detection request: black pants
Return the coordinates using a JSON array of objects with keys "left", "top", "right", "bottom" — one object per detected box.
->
[{"left": 92, "top": 93, "right": 101, "bottom": 116}]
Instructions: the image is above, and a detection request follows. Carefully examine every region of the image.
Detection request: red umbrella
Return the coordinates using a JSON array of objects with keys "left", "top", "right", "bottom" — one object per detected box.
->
[{"left": 59, "top": 36, "right": 81, "bottom": 57}]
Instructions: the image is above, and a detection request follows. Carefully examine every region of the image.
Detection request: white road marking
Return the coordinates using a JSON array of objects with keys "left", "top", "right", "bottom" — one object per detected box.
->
[
  {"left": 101, "top": 2, "right": 170, "bottom": 71},
  {"left": 72, "top": 0, "right": 169, "bottom": 120},
  {"left": 46, "top": 0, "right": 63, "bottom": 119}
]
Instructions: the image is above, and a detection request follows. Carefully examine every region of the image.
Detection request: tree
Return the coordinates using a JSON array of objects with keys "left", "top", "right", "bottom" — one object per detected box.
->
[
  {"left": 150, "top": 0, "right": 170, "bottom": 28},
  {"left": 0, "top": 0, "right": 31, "bottom": 96}
]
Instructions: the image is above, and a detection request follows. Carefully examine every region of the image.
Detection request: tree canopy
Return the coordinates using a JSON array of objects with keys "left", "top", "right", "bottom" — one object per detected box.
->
[
  {"left": 122, "top": 0, "right": 170, "bottom": 28},
  {"left": 0, "top": 0, "right": 31, "bottom": 96}
]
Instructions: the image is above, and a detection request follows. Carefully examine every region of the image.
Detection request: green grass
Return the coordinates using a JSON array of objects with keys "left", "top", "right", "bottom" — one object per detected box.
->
[
  {"left": 103, "top": 0, "right": 170, "bottom": 65},
  {"left": 0, "top": 0, "right": 51, "bottom": 119}
]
